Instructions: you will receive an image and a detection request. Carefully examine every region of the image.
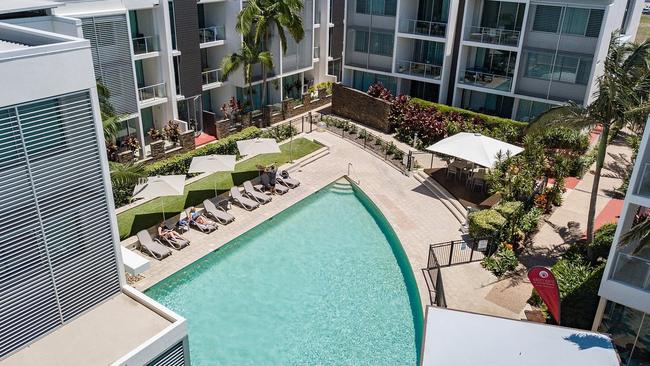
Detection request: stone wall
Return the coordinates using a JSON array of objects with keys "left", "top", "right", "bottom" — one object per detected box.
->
[{"left": 331, "top": 83, "right": 391, "bottom": 133}]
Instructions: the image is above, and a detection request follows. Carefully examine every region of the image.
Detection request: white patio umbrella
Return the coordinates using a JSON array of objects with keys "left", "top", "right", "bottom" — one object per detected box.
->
[
  {"left": 236, "top": 138, "right": 281, "bottom": 157},
  {"left": 188, "top": 154, "right": 236, "bottom": 195},
  {"left": 426, "top": 132, "right": 524, "bottom": 168},
  {"left": 132, "top": 175, "right": 186, "bottom": 220}
]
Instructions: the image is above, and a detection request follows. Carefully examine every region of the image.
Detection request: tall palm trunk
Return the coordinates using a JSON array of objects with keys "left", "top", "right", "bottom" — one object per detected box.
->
[
  {"left": 260, "top": 32, "right": 270, "bottom": 122},
  {"left": 248, "top": 80, "right": 254, "bottom": 121},
  {"left": 586, "top": 123, "right": 610, "bottom": 243}
]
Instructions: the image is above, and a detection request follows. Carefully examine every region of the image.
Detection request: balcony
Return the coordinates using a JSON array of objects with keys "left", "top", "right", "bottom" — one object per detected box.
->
[
  {"left": 398, "top": 19, "right": 447, "bottom": 38},
  {"left": 132, "top": 36, "right": 159, "bottom": 55},
  {"left": 460, "top": 69, "right": 512, "bottom": 91},
  {"left": 396, "top": 60, "right": 442, "bottom": 80},
  {"left": 636, "top": 163, "right": 650, "bottom": 198},
  {"left": 138, "top": 83, "right": 166, "bottom": 102},
  {"left": 611, "top": 251, "right": 650, "bottom": 291},
  {"left": 466, "top": 26, "right": 520, "bottom": 47},
  {"left": 202, "top": 68, "right": 223, "bottom": 85},
  {"left": 199, "top": 25, "right": 226, "bottom": 45}
]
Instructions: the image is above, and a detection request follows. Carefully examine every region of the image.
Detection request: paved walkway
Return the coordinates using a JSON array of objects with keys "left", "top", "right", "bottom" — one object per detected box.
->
[{"left": 130, "top": 130, "right": 463, "bottom": 312}]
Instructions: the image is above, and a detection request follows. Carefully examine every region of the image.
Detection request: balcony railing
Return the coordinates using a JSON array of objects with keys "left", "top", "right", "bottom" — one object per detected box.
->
[
  {"left": 399, "top": 19, "right": 447, "bottom": 38},
  {"left": 202, "top": 68, "right": 223, "bottom": 85},
  {"left": 138, "top": 83, "right": 166, "bottom": 101},
  {"left": 396, "top": 60, "right": 442, "bottom": 80},
  {"left": 467, "top": 26, "right": 520, "bottom": 47},
  {"left": 132, "top": 36, "right": 159, "bottom": 55},
  {"left": 313, "top": 46, "right": 320, "bottom": 59},
  {"left": 199, "top": 25, "right": 226, "bottom": 44},
  {"left": 612, "top": 252, "right": 650, "bottom": 291},
  {"left": 460, "top": 69, "right": 512, "bottom": 91}
]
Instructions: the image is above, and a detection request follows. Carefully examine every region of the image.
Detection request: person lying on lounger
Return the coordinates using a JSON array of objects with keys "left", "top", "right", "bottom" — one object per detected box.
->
[
  {"left": 188, "top": 207, "right": 216, "bottom": 226},
  {"left": 158, "top": 222, "right": 185, "bottom": 241}
]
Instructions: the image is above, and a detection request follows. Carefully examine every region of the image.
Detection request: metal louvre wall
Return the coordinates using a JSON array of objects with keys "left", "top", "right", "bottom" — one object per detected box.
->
[
  {"left": 146, "top": 341, "right": 187, "bottom": 366},
  {"left": 0, "top": 108, "right": 61, "bottom": 359},
  {"left": 81, "top": 15, "right": 139, "bottom": 115},
  {"left": 0, "top": 91, "right": 121, "bottom": 358}
]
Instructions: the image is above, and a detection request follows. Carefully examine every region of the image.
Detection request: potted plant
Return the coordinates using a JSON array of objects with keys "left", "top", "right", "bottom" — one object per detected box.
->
[
  {"left": 148, "top": 128, "right": 163, "bottom": 141},
  {"left": 123, "top": 135, "right": 140, "bottom": 153},
  {"left": 163, "top": 120, "right": 182, "bottom": 146}
]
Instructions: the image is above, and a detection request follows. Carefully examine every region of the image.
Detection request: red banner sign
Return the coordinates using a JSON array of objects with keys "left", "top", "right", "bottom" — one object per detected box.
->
[{"left": 528, "top": 266, "right": 561, "bottom": 325}]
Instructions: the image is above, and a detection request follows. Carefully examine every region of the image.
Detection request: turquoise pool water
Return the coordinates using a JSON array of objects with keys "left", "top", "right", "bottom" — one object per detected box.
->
[{"left": 146, "top": 179, "right": 423, "bottom": 365}]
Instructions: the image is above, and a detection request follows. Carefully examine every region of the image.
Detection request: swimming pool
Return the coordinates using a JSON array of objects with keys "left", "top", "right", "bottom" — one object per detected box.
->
[{"left": 146, "top": 179, "right": 423, "bottom": 365}]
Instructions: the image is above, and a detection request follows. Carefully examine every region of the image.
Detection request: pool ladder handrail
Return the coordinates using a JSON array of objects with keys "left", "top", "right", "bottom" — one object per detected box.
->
[{"left": 347, "top": 163, "right": 360, "bottom": 184}]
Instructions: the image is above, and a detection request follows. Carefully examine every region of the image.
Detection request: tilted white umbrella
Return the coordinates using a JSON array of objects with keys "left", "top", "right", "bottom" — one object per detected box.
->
[
  {"left": 426, "top": 132, "right": 524, "bottom": 168},
  {"left": 236, "top": 138, "right": 281, "bottom": 157},
  {"left": 132, "top": 175, "right": 186, "bottom": 219},
  {"left": 188, "top": 155, "right": 236, "bottom": 195}
]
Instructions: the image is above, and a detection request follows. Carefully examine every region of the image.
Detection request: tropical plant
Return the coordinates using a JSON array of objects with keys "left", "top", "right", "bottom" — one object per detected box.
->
[
  {"left": 221, "top": 37, "right": 274, "bottom": 115},
  {"left": 237, "top": 0, "right": 304, "bottom": 108},
  {"left": 163, "top": 120, "right": 182, "bottom": 144},
  {"left": 481, "top": 243, "right": 518, "bottom": 277},
  {"left": 109, "top": 162, "right": 146, "bottom": 187},
  {"left": 529, "top": 35, "right": 650, "bottom": 242}
]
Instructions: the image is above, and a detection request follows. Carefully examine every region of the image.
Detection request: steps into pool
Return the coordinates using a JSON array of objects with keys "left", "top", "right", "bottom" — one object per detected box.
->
[{"left": 329, "top": 182, "right": 354, "bottom": 195}]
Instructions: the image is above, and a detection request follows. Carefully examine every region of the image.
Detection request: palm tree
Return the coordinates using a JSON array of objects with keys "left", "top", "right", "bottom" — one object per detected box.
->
[
  {"left": 237, "top": 0, "right": 304, "bottom": 109},
  {"left": 109, "top": 161, "right": 146, "bottom": 188},
  {"left": 529, "top": 34, "right": 650, "bottom": 243},
  {"left": 97, "top": 81, "right": 122, "bottom": 142},
  {"left": 221, "top": 37, "right": 274, "bottom": 116}
]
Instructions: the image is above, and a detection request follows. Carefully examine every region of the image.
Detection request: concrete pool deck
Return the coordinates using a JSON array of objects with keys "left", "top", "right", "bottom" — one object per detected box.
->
[{"left": 129, "top": 130, "right": 464, "bottom": 311}]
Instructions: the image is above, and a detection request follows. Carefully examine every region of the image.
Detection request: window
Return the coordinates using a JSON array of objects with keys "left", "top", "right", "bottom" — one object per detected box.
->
[
  {"left": 356, "top": 0, "right": 396, "bottom": 16},
  {"left": 532, "top": 5, "right": 561, "bottom": 33},
  {"left": 354, "top": 30, "right": 393, "bottom": 56},
  {"left": 354, "top": 30, "right": 368, "bottom": 52},
  {"left": 525, "top": 52, "right": 592, "bottom": 85},
  {"left": 516, "top": 100, "right": 554, "bottom": 122},
  {"left": 562, "top": 7, "right": 589, "bottom": 36},
  {"left": 352, "top": 70, "right": 396, "bottom": 94},
  {"left": 533, "top": 5, "right": 604, "bottom": 37}
]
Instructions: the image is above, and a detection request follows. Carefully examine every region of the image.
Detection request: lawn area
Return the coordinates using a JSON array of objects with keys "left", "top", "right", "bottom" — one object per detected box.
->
[
  {"left": 638, "top": 15, "right": 650, "bottom": 43},
  {"left": 116, "top": 138, "right": 323, "bottom": 239}
]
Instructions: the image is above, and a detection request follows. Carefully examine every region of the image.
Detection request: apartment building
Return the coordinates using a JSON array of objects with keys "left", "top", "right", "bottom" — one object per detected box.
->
[
  {"left": 0, "top": 2, "right": 189, "bottom": 364},
  {"left": 593, "top": 116, "right": 650, "bottom": 366},
  {"left": 341, "top": 0, "right": 644, "bottom": 122},
  {"left": 42, "top": 0, "right": 335, "bottom": 160}
]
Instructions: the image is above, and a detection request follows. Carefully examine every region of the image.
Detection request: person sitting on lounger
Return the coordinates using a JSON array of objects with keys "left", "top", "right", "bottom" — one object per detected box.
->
[
  {"left": 158, "top": 222, "right": 184, "bottom": 241},
  {"left": 188, "top": 207, "right": 215, "bottom": 226}
]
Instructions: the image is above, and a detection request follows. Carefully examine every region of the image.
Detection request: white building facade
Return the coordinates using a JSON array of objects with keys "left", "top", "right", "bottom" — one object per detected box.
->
[
  {"left": 594, "top": 116, "right": 650, "bottom": 366},
  {"left": 340, "top": 0, "right": 644, "bottom": 122},
  {"left": 0, "top": 2, "right": 189, "bottom": 364}
]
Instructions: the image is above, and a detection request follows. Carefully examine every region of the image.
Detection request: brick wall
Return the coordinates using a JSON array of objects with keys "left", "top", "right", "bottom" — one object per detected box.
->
[{"left": 331, "top": 83, "right": 391, "bottom": 133}]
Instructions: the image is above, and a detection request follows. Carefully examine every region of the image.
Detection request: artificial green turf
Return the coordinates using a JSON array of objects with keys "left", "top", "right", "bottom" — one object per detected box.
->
[{"left": 116, "top": 138, "right": 323, "bottom": 239}]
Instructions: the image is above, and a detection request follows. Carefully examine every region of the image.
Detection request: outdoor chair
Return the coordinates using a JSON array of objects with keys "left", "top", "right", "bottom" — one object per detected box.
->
[
  {"left": 203, "top": 199, "right": 235, "bottom": 225},
  {"left": 159, "top": 233, "right": 190, "bottom": 250},
  {"left": 165, "top": 217, "right": 188, "bottom": 234},
  {"left": 230, "top": 187, "right": 260, "bottom": 211},
  {"left": 136, "top": 230, "right": 172, "bottom": 260},
  {"left": 277, "top": 173, "right": 300, "bottom": 188},
  {"left": 243, "top": 181, "right": 272, "bottom": 204},
  {"left": 186, "top": 209, "right": 218, "bottom": 233},
  {"left": 255, "top": 181, "right": 289, "bottom": 195}
]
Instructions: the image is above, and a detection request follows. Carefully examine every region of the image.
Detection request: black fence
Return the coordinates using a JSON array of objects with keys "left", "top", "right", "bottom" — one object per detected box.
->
[
  {"left": 423, "top": 250, "right": 447, "bottom": 307},
  {"left": 429, "top": 238, "right": 497, "bottom": 267}
]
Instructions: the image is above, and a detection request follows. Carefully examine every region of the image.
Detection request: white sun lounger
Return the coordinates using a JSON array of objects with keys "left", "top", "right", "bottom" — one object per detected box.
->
[
  {"left": 137, "top": 230, "right": 172, "bottom": 260},
  {"left": 243, "top": 181, "right": 272, "bottom": 204},
  {"left": 203, "top": 199, "right": 235, "bottom": 224},
  {"left": 230, "top": 187, "right": 260, "bottom": 211}
]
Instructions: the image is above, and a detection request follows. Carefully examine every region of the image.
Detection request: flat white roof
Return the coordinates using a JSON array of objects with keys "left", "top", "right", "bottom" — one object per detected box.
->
[
  {"left": 0, "top": 0, "right": 61, "bottom": 15},
  {"left": 422, "top": 307, "right": 620, "bottom": 366},
  {"left": 2, "top": 293, "right": 171, "bottom": 366}
]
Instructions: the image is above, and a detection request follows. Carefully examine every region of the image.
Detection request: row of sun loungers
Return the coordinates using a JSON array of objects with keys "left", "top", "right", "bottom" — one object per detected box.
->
[{"left": 136, "top": 174, "right": 301, "bottom": 260}]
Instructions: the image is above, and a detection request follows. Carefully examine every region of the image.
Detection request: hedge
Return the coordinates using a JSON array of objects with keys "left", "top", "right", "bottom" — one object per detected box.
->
[
  {"left": 589, "top": 223, "right": 617, "bottom": 260},
  {"left": 494, "top": 201, "right": 523, "bottom": 217},
  {"left": 410, "top": 98, "right": 528, "bottom": 131},
  {"left": 468, "top": 209, "right": 506, "bottom": 239},
  {"left": 145, "top": 127, "right": 262, "bottom": 176}
]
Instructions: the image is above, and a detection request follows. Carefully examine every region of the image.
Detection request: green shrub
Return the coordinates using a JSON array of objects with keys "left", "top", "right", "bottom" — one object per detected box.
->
[
  {"left": 468, "top": 209, "right": 506, "bottom": 239},
  {"left": 146, "top": 127, "right": 261, "bottom": 176},
  {"left": 260, "top": 124, "right": 298, "bottom": 141},
  {"left": 540, "top": 127, "right": 589, "bottom": 153},
  {"left": 589, "top": 223, "right": 617, "bottom": 260},
  {"left": 494, "top": 201, "right": 523, "bottom": 217},
  {"left": 519, "top": 207, "right": 543, "bottom": 234},
  {"left": 411, "top": 98, "right": 527, "bottom": 131},
  {"left": 481, "top": 244, "right": 518, "bottom": 277}
]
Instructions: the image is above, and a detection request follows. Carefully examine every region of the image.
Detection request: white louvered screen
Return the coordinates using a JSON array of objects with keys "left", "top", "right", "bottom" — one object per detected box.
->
[
  {"left": 0, "top": 91, "right": 121, "bottom": 358},
  {"left": 0, "top": 107, "right": 61, "bottom": 358},
  {"left": 146, "top": 341, "right": 187, "bottom": 366},
  {"left": 81, "top": 15, "right": 139, "bottom": 116}
]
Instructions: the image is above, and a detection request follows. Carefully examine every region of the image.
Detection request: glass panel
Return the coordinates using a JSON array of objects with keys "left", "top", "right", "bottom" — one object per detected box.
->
[
  {"left": 354, "top": 30, "right": 368, "bottom": 52},
  {"left": 598, "top": 302, "right": 645, "bottom": 365},
  {"left": 498, "top": 2, "right": 519, "bottom": 30},
  {"left": 563, "top": 7, "right": 589, "bottom": 36},
  {"left": 586, "top": 9, "right": 605, "bottom": 37},
  {"left": 556, "top": 55, "right": 579, "bottom": 83},
  {"left": 481, "top": 1, "right": 499, "bottom": 29},
  {"left": 577, "top": 59, "right": 592, "bottom": 85},
  {"left": 533, "top": 5, "right": 561, "bottom": 33}
]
